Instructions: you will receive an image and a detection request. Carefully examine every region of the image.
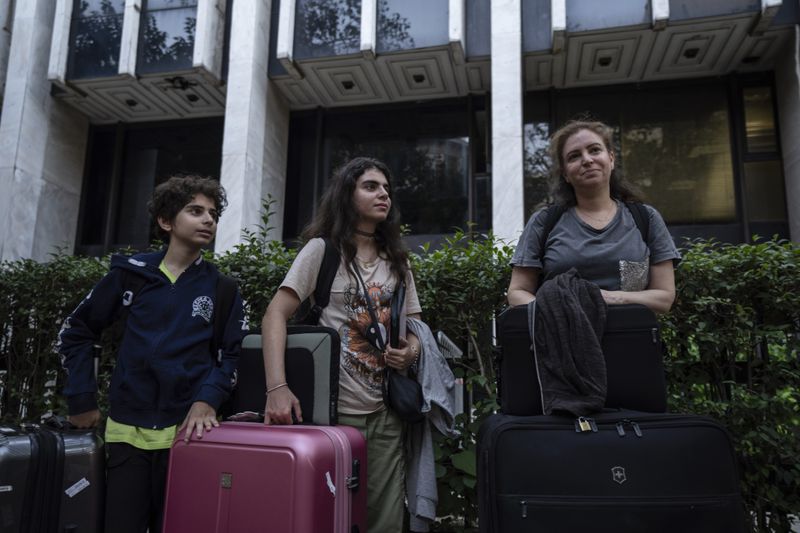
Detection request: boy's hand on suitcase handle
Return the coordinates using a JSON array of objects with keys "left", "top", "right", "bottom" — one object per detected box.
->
[
  {"left": 264, "top": 386, "right": 302, "bottom": 425},
  {"left": 179, "top": 401, "right": 219, "bottom": 442},
  {"left": 68, "top": 409, "right": 102, "bottom": 428}
]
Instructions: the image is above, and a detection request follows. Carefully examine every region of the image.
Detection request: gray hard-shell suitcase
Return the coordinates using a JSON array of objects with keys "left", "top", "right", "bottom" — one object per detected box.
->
[
  {"left": 226, "top": 327, "right": 340, "bottom": 425},
  {"left": 0, "top": 422, "right": 104, "bottom": 533}
]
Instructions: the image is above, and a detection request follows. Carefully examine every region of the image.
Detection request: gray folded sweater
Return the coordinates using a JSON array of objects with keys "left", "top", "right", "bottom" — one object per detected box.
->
[{"left": 529, "top": 268, "right": 608, "bottom": 416}]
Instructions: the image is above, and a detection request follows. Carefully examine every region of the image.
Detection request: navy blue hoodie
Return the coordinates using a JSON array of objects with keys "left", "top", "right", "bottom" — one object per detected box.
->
[{"left": 58, "top": 250, "right": 245, "bottom": 429}]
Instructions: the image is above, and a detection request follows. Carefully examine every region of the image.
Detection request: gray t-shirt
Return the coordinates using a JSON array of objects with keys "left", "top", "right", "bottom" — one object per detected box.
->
[{"left": 511, "top": 202, "right": 681, "bottom": 291}]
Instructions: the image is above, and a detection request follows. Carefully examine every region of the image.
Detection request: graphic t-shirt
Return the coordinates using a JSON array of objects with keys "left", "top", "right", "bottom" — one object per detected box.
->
[{"left": 280, "top": 238, "right": 422, "bottom": 415}]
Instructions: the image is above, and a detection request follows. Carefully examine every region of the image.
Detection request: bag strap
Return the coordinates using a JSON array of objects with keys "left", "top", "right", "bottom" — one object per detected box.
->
[
  {"left": 211, "top": 273, "right": 238, "bottom": 363},
  {"left": 351, "top": 262, "right": 386, "bottom": 352},
  {"left": 625, "top": 202, "right": 650, "bottom": 245},
  {"left": 305, "top": 237, "right": 340, "bottom": 326}
]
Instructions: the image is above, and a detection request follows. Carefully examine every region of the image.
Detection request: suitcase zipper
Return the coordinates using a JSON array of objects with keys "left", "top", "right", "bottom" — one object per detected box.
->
[
  {"left": 318, "top": 427, "right": 353, "bottom": 531},
  {"left": 514, "top": 494, "right": 738, "bottom": 518},
  {"left": 615, "top": 420, "right": 643, "bottom": 437}
]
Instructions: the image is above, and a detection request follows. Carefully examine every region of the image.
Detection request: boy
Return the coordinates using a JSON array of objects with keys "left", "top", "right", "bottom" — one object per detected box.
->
[{"left": 58, "top": 175, "right": 245, "bottom": 533}]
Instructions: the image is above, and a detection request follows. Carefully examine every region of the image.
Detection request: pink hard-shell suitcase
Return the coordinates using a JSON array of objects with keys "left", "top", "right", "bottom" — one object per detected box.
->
[{"left": 161, "top": 422, "right": 367, "bottom": 533}]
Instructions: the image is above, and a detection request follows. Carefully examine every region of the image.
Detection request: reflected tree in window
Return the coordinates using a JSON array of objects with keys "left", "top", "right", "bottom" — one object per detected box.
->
[
  {"left": 329, "top": 138, "right": 469, "bottom": 234},
  {"left": 523, "top": 122, "right": 551, "bottom": 217},
  {"left": 138, "top": 0, "right": 197, "bottom": 74},
  {"left": 294, "top": 0, "right": 413, "bottom": 57},
  {"left": 295, "top": 0, "right": 361, "bottom": 57},
  {"left": 68, "top": 0, "right": 125, "bottom": 79},
  {"left": 377, "top": 0, "right": 415, "bottom": 50}
]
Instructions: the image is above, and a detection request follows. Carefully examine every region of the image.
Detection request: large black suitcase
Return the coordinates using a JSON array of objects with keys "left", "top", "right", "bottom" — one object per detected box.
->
[
  {"left": 477, "top": 411, "right": 745, "bottom": 533},
  {"left": 0, "top": 422, "right": 104, "bottom": 533},
  {"left": 497, "top": 303, "right": 667, "bottom": 414},
  {"left": 226, "top": 326, "right": 340, "bottom": 425}
]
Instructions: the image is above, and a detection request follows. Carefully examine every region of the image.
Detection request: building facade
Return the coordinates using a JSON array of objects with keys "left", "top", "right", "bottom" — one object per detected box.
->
[{"left": 0, "top": 0, "right": 798, "bottom": 261}]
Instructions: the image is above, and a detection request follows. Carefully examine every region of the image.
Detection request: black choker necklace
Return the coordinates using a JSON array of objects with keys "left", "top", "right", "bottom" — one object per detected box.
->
[{"left": 354, "top": 229, "right": 376, "bottom": 238}]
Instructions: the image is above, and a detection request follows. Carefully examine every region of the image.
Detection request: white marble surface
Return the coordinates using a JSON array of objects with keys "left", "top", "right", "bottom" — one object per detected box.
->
[
  {"left": 0, "top": 0, "right": 87, "bottom": 261},
  {"left": 775, "top": 28, "right": 800, "bottom": 243},
  {"left": 217, "top": 0, "right": 291, "bottom": 253},
  {"left": 490, "top": 0, "right": 525, "bottom": 245}
]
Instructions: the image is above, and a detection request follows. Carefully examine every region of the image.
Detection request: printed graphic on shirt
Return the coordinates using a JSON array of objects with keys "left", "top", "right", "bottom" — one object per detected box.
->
[
  {"left": 340, "top": 280, "right": 393, "bottom": 394},
  {"left": 192, "top": 296, "right": 214, "bottom": 323}
]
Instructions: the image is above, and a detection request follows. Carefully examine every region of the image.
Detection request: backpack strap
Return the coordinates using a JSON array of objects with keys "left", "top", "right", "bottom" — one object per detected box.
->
[
  {"left": 624, "top": 202, "right": 650, "bottom": 245},
  {"left": 304, "top": 237, "right": 341, "bottom": 326},
  {"left": 211, "top": 273, "right": 238, "bottom": 363},
  {"left": 537, "top": 205, "right": 567, "bottom": 257}
]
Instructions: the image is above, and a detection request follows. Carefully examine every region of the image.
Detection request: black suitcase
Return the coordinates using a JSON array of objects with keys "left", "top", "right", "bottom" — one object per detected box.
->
[
  {"left": 477, "top": 411, "right": 746, "bottom": 533},
  {"left": 226, "top": 326, "right": 340, "bottom": 425},
  {"left": 497, "top": 303, "right": 667, "bottom": 414},
  {"left": 0, "top": 422, "right": 104, "bottom": 533}
]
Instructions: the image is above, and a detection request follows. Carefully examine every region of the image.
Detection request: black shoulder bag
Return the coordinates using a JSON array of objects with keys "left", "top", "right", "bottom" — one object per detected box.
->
[{"left": 351, "top": 263, "right": 424, "bottom": 423}]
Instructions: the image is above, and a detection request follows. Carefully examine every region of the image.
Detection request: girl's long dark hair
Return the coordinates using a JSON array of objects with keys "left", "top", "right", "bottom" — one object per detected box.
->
[
  {"left": 301, "top": 157, "right": 409, "bottom": 284},
  {"left": 548, "top": 120, "right": 643, "bottom": 206}
]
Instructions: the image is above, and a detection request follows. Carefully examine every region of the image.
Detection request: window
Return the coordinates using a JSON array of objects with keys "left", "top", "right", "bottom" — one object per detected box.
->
[
  {"left": 523, "top": 91, "right": 551, "bottom": 218},
  {"left": 465, "top": 0, "right": 490, "bottom": 58},
  {"left": 739, "top": 84, "right": 788, "bottom": 238},
  {"left": 284, "top": 99, "right": 489, "bottom": 242},
  {"left": 67, "top": 0, "right": 125, "bottom": 79},
  {"left": 294, "top": 0, "right": 361, "bottom": 59},
  {"left": 138, "top": 0, "right": 198, "bottom": 75},
  {"left": 566, "top": 0, "right": 650, "bottom": 31},
  {"left": 376, "top": 0, "right": 448, "bottom": 53},
  {"left": 555, "top": 83, "right": 736, "bottom": 225},
  {"left": 522, "top": 0, "right": 551, "bottom": 53},
  {"left": 669, "top": 0, "right": 760, "bottom": 21},
  {"left": 77, "top": 119, "right": 224, "bottom": 255}
]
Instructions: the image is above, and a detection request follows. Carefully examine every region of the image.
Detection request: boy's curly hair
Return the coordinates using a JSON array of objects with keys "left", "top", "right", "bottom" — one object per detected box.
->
[{"left": 148, "top": 175, "right": 228, "bottom": 241}]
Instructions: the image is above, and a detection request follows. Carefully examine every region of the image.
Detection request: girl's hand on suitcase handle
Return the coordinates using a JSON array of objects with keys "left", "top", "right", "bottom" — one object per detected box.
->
[
  {"left": 68, "top": 409, "right": 102, "bottom": 429},
  {"left": 264, "top": 386, "right": 302, "bottom": 425},
  {"left": 179, "top": 401, "right": 218, "bottom": 443}
]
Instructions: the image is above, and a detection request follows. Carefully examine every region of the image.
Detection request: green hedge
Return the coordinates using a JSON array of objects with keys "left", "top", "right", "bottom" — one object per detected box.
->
[{"left": 0, "top": 222, "right": 797, "bottom": 531}]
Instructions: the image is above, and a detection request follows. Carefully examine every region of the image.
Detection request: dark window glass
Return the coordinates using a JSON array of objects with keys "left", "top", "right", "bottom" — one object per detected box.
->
[
  {"left": 669, "top": 0, "right": 759, "bottom": 21},
  {"left": 138, "top": 0, "right": 197, "bottom": 75},
  {"left": 743, "top": 160, "right": 787, "bottom": 223},
  {"left": 294, "top": 0, "right": 361, "bottom": 59},
  {"left": 285, "top": 102, "right": 475, "bottom": 238},
  {"left": 522, "top": 0, "right": 551, "bottom": 53},
  {"left": 771, "top": 0, "right": 800, "bottom": 26},
  {"left": 376, "top": 0, "right": 448, "bottom": 53},
  {"left": 67, "top": 0, "right": 125, "bottom": 79},
  {"left": 554, "top": 83, "right": 735, "bottom": 224},
  {"left": 77, "top": 119, "right": 223, "bottom": 253},
  {"left": 268, "top": 0, "right": 288, "bottom": 77},
  {"left": 465, "top": 0, "right": 490, "bottom": 58},
  {"left": 566, "top": 0, "right": 650, "bottom": 31},
  {"left": 523, "top": 91, "right": 551, "bottom": 218},
  {"left": 743, "top": 87, "right": 778, "bottom": 153}
]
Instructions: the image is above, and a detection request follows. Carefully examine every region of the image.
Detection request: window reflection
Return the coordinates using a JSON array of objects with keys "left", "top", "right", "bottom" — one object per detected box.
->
[
  {"left": 466, "top": 0, "right": 490, "bottom": 58},
  {"left": 523, "top": 122, "right": 551, "bottom": 217},
  {"left": 566, "top": 0, "right": 650, "bottom": 31},
  {"left": 138, "top": 0, "right": 197, "bottom": 74},
  {"left": 376, "top": 0, "right": 447, "bottom": 53},
  {"left": 669, "top": 0, "right": 760, "bottom": 21},
  {"left": 294, "top": 0, "right": 361, "bottom": 59},
  {"left": 743, "top": 87, "right": 778, "bottom": 153},
  {"left": 67, "top": 0, "right": 125, "bottom": 79},
  {"left": 743, "top": 161, "right": 787, "bottom": 222},
  {"left": 550, "top": 84, "right": 736, "bottom": 224},
  {"left": 522, "top": 0, "right": 551, "bottom": 52}
]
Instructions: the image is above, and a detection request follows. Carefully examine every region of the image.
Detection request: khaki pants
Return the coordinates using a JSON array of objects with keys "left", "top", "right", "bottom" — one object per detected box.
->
[{"left": 339, "top": 408, "right": 405, "bottom": 533}]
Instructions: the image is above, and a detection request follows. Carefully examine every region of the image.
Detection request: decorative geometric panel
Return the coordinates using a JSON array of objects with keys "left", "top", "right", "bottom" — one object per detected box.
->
[
  {"left": 376, "top": 49, "right": 459, "bottom": 100},
  {"left": 305, "top": 61, "right": 389, "bottom": 105},
  {"left": 564, "top": 32, "right": 653, "bottom": 86}
]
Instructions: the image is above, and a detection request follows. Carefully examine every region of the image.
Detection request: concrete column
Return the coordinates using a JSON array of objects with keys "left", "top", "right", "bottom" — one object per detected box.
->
[
  {"left": 0, "top": 0, "right": 88, "bottom": 261},
  {"left": 490, "top": 0, "right": 524, "bottom": 245},
  {"left": 775, "top": 25, "right": 800, "bottom": 243},
  {"left": 216, "top": 0, "right": 290, "bottom": 252}
]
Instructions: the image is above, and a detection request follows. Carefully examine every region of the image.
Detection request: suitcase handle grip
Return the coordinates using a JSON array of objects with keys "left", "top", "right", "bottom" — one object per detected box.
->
[{"left": 346, "top": 459, "right": 360, "bottom": 491}]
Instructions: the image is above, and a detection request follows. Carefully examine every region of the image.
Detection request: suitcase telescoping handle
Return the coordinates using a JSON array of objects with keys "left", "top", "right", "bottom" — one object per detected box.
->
[{"left": 346, "top": 459, "right": 361, "bottom": 491}]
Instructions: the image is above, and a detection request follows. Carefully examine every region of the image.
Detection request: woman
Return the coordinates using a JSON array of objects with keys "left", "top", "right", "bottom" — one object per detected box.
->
[
  {"left": 507, "top": 120, "right": 680, "bottom": 312},
  {"left": 261, "top": 157, "right": 422, "bottom": 533}
]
